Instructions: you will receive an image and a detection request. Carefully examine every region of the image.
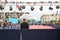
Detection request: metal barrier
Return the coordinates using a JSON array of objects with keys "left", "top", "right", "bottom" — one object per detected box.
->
[{"left": 0, "top": 26, "right": 20, "bottom": 29}]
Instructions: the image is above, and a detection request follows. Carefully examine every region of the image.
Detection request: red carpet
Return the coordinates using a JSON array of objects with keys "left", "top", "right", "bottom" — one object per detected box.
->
[{"left": 29, "top": 25, "right": 55, "bottom": 29}]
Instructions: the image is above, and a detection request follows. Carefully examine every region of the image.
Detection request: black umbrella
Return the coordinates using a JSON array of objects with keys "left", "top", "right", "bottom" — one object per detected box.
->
[
  {"left": 22, "top": 5, "right": 25, "bottom": 9},
  {"left": 48, "top": 1, "right": 53, "bottom": 10}
]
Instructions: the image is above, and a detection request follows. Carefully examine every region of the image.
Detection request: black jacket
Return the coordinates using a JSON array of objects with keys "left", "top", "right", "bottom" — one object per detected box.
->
[{"left": 21, "top": 22, "right": 29, "bottom": 29}]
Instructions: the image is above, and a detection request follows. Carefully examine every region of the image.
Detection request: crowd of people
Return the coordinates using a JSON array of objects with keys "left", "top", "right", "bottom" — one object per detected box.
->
[
  {"left": 0, "top": 22, "right": 20, "bottom": 29},
  {"left": 0, "top": 19, "right": 29, "bottom": 29},
  {"left": 0, "top": 19, "right": 60, "bottom": 29}
]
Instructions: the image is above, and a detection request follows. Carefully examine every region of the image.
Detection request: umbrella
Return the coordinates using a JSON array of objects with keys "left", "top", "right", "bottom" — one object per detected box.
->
[
  {"left": 0, "top": 19, "right": 4, "bottom": 22},
  {"left": 20, "top": 14, "right": 36, "bottom": 20}
]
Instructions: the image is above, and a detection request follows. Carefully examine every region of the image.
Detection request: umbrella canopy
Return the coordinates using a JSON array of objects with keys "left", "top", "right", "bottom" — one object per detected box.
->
[
  {"left": 20, "top": 14, "right": 36, "bottom": 20},
  {"left": 0, "top": 19, "right": 4, "bottom": 22}
]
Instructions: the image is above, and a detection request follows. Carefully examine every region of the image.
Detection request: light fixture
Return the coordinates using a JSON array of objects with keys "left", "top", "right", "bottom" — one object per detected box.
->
[
  {"left": 39, "top": 6, "right": 43, "bottom": 11},
  {"left": 31, "top": 6, "right": 34, "bottom": 11},
  {"left": 55, "top": 1, "right": 60, "bottom": 9},
  {"left": 22, "top": 5, "right": 25, "bottom": 9},
  {"left": 10, "top": 6, "right": 12, "bottom": 11},
  {"left": 49, "top": 2, "right": 53, "bottom": 10},
  {"left": 56, "top": 5, "right": 60, "bottom": 9}
]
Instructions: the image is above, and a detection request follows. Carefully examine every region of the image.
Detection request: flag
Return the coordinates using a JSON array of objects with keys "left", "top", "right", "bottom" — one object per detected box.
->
[
  {"left": 16, "top": 4, "right": 22, "bottom": 10},
  {"left": 5, "top": 0, "right": 7, "bottom": 3},
  {"left": 16, "top": 4, "right": 20, "bottom": 8}
]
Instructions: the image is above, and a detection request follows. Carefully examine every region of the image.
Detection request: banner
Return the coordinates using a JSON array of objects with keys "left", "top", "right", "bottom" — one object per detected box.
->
[{"left": 9, "top": 18, "right": 18, "bottom": 24}]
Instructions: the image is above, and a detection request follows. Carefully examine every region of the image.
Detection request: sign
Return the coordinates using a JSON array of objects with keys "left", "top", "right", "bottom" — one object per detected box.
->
[{"left": 9, "top": 18, "right": 18, "bottom": 24}]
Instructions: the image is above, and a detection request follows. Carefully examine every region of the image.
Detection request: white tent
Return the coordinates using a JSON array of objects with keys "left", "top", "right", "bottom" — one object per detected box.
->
[{"left": 20, "top": 14, "right": 36, "bottom": 20}]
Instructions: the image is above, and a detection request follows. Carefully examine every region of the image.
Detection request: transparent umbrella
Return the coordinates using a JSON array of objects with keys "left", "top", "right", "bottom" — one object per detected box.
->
[{"left": 20, "top": 14, "right": 36, "bottom": 20}]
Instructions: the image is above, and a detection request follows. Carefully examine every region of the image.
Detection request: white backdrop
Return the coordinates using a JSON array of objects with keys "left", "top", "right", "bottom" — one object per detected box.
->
[
  {"left": 1, "top": 0, "right": 60, "bottom": 2},
  {"left": 1, "top": 0, "right": 60, "bottom": 21}
]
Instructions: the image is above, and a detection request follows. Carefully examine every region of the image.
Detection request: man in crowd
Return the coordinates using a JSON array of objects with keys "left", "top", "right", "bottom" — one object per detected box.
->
[
  {"left": 20, "top": 19, "right": 29, "bottom": 40},
  {"left": 21, "top": 19, "right": 29, "bottom": 29}
]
